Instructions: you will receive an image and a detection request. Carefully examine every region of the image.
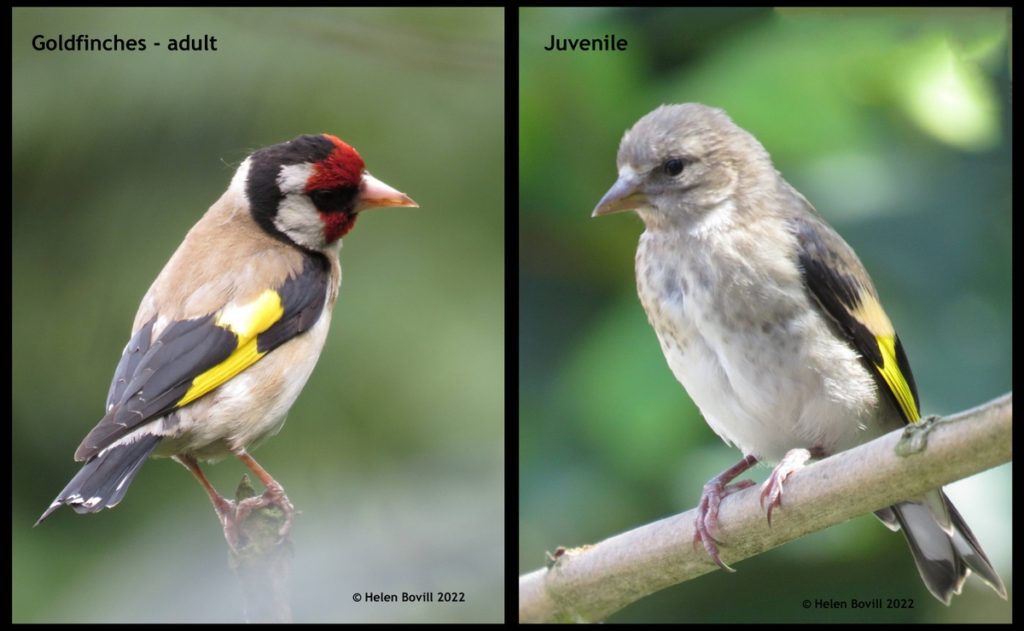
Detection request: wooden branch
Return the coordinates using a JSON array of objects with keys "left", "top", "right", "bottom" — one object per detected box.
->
[
  {"left": 519, "top": 393, "right": 1012, "bottom": 623},
  {"left": 227, "top": 475, "right": 294, "bottom": 623}
]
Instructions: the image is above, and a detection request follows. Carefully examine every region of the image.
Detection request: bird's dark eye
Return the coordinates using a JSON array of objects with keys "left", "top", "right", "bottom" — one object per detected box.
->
[
  {"left": 308, "top": 187, "right": 357, "bottom": 213},
  {"left": 663, "top": 158, "right": 685, "bottom": 177}
]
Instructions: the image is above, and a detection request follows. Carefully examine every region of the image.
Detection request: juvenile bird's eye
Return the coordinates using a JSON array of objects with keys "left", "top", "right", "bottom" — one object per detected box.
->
[{"left": 663, "top": 158, "right": 685, "bottom": 177}]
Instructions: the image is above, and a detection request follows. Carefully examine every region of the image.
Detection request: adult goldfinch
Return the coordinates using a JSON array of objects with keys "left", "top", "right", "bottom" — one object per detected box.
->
[
  {"left": 37, "top": 134, "right": 417, "bottom": 538},
  {"left": 593, "top": 103, "right": 1005, "bottom": 604}
]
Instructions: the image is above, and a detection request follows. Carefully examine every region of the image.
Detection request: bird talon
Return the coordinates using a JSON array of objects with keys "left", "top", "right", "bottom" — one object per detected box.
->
[
  {"left": 759, "top": 448, "right": 813, "bottom": 525},
  {"left": 691, "top": 455, "right": 759, "bottom": 571},
  {"left": 236, "top": 486, "right": 296, "bottom": 542}
]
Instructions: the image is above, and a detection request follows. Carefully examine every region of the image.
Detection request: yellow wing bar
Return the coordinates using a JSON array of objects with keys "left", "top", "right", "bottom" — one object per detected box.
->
[
  {"left": 176, "top": 290, "right": 285, "bottom": 407},
  {"left": 874, "top": 334, "right": 920, "bottom": 423}
]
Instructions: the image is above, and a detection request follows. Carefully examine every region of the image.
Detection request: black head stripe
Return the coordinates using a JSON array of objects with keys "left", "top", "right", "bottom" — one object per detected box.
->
[
  {"left": 246, "top": 135, "right": 338, "bottom": 246},
  {"left": 257, "top": 252, "right": 330, "bottom": 354},
  {"left": 253, "top": 135, "right": 337, "bottom": 167}
]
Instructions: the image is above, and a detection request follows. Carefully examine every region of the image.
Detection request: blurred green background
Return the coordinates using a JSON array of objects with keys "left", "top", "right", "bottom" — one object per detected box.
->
[
  {"left": 13, "top": 7, "right": 503, "bottom": 623},
  {"left": 520, "top": 7, "right": 1010, "bottom": 623}
]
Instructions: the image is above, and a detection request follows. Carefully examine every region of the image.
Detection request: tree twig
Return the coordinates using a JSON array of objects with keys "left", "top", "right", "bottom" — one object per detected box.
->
[
  {"left": 227, "top": 475, "right": 294, "bottom": 623},
  {"left": 519, "top": 393, "right": 1012, "bottom": 623}
]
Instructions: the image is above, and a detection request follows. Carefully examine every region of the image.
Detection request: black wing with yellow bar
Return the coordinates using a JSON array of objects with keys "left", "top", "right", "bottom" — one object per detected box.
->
[
  {"left": 788, "top": 215, "right": 921, "bottom": 424},
  {"left": 75, "top": 253, "right": 330, "bottom": 460}
]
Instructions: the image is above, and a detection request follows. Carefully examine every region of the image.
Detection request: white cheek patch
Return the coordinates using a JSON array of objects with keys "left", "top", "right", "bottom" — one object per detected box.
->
[
  {"left": 274, "top": 195, "right": 326, "bottom": 250},
  {"left": 277, "top": 163, "right": 314, "bottom": 195},
  {"left": 271, "top": 162, "right": 327, "bottom": 250}
]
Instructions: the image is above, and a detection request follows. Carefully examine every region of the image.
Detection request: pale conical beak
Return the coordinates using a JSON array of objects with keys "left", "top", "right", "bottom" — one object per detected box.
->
[
  {"left": 592, "top": 172, "right": 647, "bottom": 217},
  {"left": 358, "top": 172, "right": 419, "bottom": 212}
]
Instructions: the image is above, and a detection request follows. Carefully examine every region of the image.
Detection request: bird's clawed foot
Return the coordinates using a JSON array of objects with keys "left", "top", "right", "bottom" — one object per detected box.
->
[
  {"left": 214, "top": 480, "right": 296, "bottom": 551},
  {"left": 692, "top": 454, "right": 758, "bottom": 572},
  {"left": 759, "top": 447, "right": 815, "bottom": 525},
  {"left": 235, "top": 481, "right": 296, "bottom": 539}
]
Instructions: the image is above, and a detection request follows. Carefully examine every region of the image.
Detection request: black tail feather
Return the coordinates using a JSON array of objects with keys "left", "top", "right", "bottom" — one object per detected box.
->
[
  {"left": 889, "top": 490, "right": 1005, "bottom": 604},
  {"left": 946, "top": 498, "right": 1007, "bottom": 598},
  {"left": 35, "top": 434, "right": 161, "bottom": 526}
]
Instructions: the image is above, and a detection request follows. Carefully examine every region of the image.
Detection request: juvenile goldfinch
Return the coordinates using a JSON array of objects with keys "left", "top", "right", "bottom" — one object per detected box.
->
[
  {"left": 593, "top": 103, "right": 1005, "bottom": 604},
  {"left": 37, "top": 134, "right": 417, "bottom": 541}
]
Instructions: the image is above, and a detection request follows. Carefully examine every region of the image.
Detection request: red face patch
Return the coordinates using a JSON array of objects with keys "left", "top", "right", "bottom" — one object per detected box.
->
[
  {"left": 308, "top": 134, "right": 366, "bottom": 243},
  {"left": 319, "top": 210, "right": 358, "bottom": 243},
  {"left": 305, "top": 134, "right": 365, "bottom": 193}
]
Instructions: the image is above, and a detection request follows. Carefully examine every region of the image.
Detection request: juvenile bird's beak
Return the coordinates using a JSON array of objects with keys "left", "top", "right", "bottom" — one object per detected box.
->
[
  {"left": 592, "top": 172, "right": 647, "bottom": 217},
  {"left": 358, "top": 173, "right": 419, "bottom": 212}
]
